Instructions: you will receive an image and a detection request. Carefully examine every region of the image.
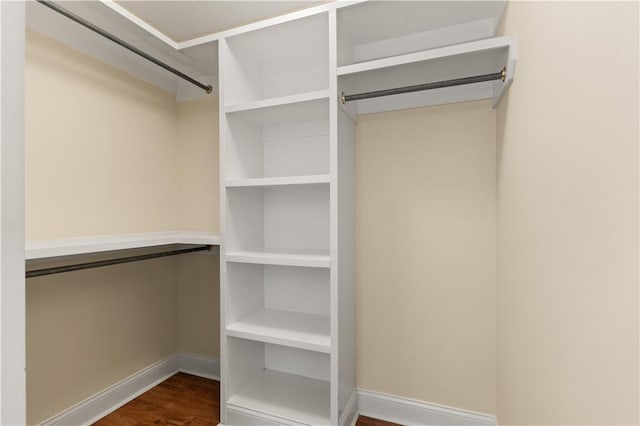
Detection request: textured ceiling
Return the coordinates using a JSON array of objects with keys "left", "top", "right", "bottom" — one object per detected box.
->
[{"left": 117, "top": 1, "right": 325, "bottom": 42}]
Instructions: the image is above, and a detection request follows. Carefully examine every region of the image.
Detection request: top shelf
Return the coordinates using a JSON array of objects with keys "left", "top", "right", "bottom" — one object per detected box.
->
[
  {"left": 26, "top": 231, "right": 220, "bottom": 260},
  {"left": 337, "top": 36, "right": 517, "bottom": 114},
  {"left": 337, "top": 36, "right": 515, "bottom": 77},
  {"left": 337, "top": 0, "right": 506, "bottom": 66}
]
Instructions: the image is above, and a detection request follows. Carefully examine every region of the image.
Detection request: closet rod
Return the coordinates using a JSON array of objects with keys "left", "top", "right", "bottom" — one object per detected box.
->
[
  {"left": 36, "top": 0, "right": 213, "bottom": 94},
  {"left": 26, "top": 245, "right": 212, "bottom": 278},
  {"left": 341, "top": 67, "right": 506, "bottom": 104}
]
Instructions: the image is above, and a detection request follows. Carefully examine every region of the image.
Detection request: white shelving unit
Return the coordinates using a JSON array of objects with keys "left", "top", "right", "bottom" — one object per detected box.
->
[
  {"left": 219, "top": 2, "right": 515, "bottom": 425},
  {"left": 219, "top": 9, "right": 350, "bottom": 426}
]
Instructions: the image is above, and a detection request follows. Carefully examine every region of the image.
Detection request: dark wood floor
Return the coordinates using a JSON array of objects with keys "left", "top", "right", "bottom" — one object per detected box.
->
[{"left": 93, "top": 372, "right": 399, "bottom": 425}]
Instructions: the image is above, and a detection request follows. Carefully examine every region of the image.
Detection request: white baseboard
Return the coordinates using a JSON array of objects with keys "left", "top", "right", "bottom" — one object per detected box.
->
[
  {"left": 177, "top": 352, "right": 221, "bottom": 380},
  {"left": 40, "top": 356, "right": 494, "bottom": 426},
  {"left": 340, "top": 389, "right": 358, "bottom": 426},
  {"left": 356, "top": 389, "right": 497, "bottom": 426},
  {"left": 40, "top": 353, "right": 220, "bottom": 426}
]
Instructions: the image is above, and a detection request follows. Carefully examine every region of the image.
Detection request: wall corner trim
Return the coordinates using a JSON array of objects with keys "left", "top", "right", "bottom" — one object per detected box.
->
[
  {"left": 39, "top": 353, "right": 220, "bottom": 426},
  {"left": 356, "top": 389, "right": 497, "bottom": 426}
]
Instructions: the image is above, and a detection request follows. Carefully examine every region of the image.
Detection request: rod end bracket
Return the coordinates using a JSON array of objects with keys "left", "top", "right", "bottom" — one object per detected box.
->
[
  {"left": 206, "top": 85, "right": 213, "bottom": 94},
  {"left": 340, "top": 91, "right": 346, "bottom": 105},
  {"left": 501, "top": 67, "right": 506, "bottom": 82}
]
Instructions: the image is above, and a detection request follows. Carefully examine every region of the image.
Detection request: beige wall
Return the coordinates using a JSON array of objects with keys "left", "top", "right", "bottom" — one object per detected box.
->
[
  {"left": 27, "top": 257, "right": 178, "bottom": 425},
  {"left": 177, "top": 254, "right": 220, "bottom": 358},
  {"left": 25, "top": 30, "right": 220, "bottom": 424},
  {"left": 496, "top": 2, "right": 639, "bottom": 424},
  {"left": 25, "top": 30, "right": 179, "bottom": 239},
  {"left": 177, "top": 96, "right": 220, "bottom": 232},
  {"left": 355, "top": 100, "right": 497, "bottom": 415}
]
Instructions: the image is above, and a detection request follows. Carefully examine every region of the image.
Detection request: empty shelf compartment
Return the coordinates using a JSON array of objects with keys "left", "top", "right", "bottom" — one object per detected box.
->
[{"left": 227, "top": 369, "right": 330, "bottom": 425}]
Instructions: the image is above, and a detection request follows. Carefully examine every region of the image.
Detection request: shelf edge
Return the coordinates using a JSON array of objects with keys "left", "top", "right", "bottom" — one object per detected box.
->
[
  {"left": 226, "top": 252, "right": 330, "bottom": 268},
  {"left": 225, "top": 174, "right": 330, "bottom": 188},
  {"left": 224, "top": 89, "right": 330, "bottom": 114},
  {"left": 337, "top": 35, "right": 514, "bottom": 76},
  {"left": 26, "top": 231, "right": 221, "bottom": 260}
]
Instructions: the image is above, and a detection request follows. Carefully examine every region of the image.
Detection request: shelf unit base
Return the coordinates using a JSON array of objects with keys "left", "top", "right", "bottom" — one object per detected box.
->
[{"left": 226, "top": 369, "right": 331, "bottom": 426}]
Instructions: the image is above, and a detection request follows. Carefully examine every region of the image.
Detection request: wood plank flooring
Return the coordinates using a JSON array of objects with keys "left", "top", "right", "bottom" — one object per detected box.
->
[
  {"left": 93, "top": 373, "right": 219, "bottom": 426},
  {"left": 93, "top": 372, "right": 399, "bottom": 426}
]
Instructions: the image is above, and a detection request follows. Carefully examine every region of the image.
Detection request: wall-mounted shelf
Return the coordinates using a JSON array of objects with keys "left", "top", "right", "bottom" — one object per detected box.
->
[
  {"left": 26, "top": 231, "right": 220, "bottom": 260},
  {"left": 338, "top": 36, "right": 517, "bottom": 115},
  {"left": 336, "top": 1, "right": 506, "bottom": 66}
]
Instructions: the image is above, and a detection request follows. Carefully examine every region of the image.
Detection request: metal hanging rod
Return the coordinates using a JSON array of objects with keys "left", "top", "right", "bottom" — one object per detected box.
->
[
  {"left": 341, "top": 67, "right": 506, "bottom": 104},
  {"left": 26, "top": 245, "right": 212, "bottom": 279},
  {"left": 36, "top": 0, "right": 213, "bottom": 94}
]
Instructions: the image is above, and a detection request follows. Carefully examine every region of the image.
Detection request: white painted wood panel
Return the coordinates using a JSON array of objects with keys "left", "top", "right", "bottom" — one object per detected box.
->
[
  {"left": 218, "top": 36, "right": 230, "bottom": 425},
  {"left": 338, "top": 37, "right": 515, "bottom": 114},
  {"left": 265, "top": 344, "right": 330, "bottom": 382},
  {"left": 336, "top": 106, "right": 356, "bottom": 422},
  {"left": 227, "top": 369, "right": 330, "bottom": 426},
  {"left": 337, "top": 1, "right": 505, "bottom": 65},
  {"left": 226, "top": 248, "right": 330, "bottom": 268},
  {"left": 226, "top": 263, "right": 330, "bottom": 326},
  {"left": 226, "top": 185, "right": 329, "bottom": 252},
  {"left": 225, "top": 90, "right": 329, "bottom": 115},
  {"left": 263, "top": 185, "right": 330, "bottom": 251},
  {"left": 225, "top": 263, "right": 265, "bottom": 326},
  {"left": 225, "top": 338, "right": 265, "bottom": 405},
  {"left": 226, "top": 175, "right": 330, "bottom": 188},
  {"left": 225, "top": 98, "right": 329, "bottom": 179},
  {"left": 226, "top": 308, "right": 330, "bottom": 353},
  {"left": 25, "top": 232, "right": 220, "bottom": 260},
  {"left": 264, "top": 266, "right": 330, "bottom": 316},
  {"left": 0, "top": 2, "right": 26, "bottom": 423},
  {"left": 337, "top": 36, "right": 514, "bottom": 77},
  {"left": 224, "top": 13, "right": 329, "bottom": 104}
]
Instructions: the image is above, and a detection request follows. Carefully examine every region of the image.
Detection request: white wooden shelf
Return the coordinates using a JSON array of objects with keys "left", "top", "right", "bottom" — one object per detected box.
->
[
  {"left": 227, "top": 308, "right": 330, "bottom": 353},
  {"left": 226, "top": 175, "right": 330, "bottom": 188},
  {"left": 227, "top": 369, "right": 330, "bottom": 425},
  {"left": 26, "top": 231, "right": 220, "bottom": 260},
  {"left": 226, "top": 248, "right": 330, "bottom": 268},
  {"left": 224, "top": 90, "right": 329, "bottom": 115},
  {"left": 337, "top": 36, "right": 514, "bottom": 77},
  {"left": 338, "top": 36, "right": 517, "bottom": 113},
  {"left": 336, "top": 1, "right": 506, "bottom": 65}
]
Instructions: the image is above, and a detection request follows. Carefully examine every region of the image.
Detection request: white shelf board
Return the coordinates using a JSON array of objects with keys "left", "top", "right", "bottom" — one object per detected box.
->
[
  {"left": 336, "top": 1, "right": 505, "bottom": 61},
  {"left": 26, "top": 231, "right": 220, "bottom": 260},
  {"left": 226, "top": 175, "right": 330, "bottom": 188},
  {"left": 338, "top": 36, "right": 516, "bottom": 113},
  {"left": 227, "top": 308, "right": 330, "bottom": 353},
  {"left": 337, "top": 36, "right": 514, "bottom": 76},
  {"left": 227, "top": 369, "right": 330, "bottom": 425},
  {"left": 225, "top": 90, "right": 329, "bottom": 114},
  {"left": 226, "top": 248, "right": 330, "bottom": 268},
  {"left": 223, "top": 91, "right": 329, "bottom": 127}
]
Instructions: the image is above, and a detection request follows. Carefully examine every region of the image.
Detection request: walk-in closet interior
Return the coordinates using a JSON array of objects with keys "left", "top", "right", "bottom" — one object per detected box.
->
[{"left": 0, "top": 1, "right": 637, "bottom": 425}]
